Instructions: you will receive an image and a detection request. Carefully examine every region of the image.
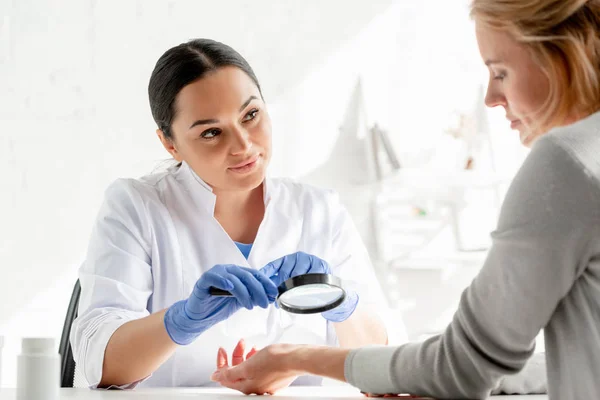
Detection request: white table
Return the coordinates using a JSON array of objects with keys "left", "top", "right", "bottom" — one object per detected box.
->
[{"left": 0, "top": 386, "right": 548, "bottom": 399}]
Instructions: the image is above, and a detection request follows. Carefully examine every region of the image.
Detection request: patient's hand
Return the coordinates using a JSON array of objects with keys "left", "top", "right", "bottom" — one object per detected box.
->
[
  {"left": 211, "top": 340, "right": 299, "bottom": 395},
  {"left": 215, "top": 339, "right": 258, "bottom": 369}
]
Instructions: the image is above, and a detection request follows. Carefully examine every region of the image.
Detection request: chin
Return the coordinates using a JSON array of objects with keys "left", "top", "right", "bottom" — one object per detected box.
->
[
  {"left": 518, "top": 128, "right": 532, "bottom": 147},
  {"left": 230, "top": 170, "right": 266, "bottom": 191}
]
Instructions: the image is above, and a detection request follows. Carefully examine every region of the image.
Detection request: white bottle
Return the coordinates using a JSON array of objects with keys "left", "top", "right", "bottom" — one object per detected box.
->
[{"left": 16, "top": 338, "right": 59, "bottom": 400}]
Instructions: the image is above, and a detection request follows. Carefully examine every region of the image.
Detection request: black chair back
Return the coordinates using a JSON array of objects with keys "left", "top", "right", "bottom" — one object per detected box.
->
[{"left": 59, "top": 280, "right": 80, "bottom": 388}]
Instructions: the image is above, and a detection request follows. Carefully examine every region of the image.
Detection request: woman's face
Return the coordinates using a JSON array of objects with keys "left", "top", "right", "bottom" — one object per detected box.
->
[
  {"left": 475, "top": 21, "right": 551, "bottom": 146},
  {"left": 159, "top": 66, "right": 272, "bottom": 192}
]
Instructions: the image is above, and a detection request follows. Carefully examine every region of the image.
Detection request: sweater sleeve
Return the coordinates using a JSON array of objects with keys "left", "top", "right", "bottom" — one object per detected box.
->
[{"left": 344, "top": 135, "right": 600, "bottom": 399}]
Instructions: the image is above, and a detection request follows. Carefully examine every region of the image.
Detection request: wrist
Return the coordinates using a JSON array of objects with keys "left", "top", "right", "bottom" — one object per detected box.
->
[
  {"left": 164, "top": 300, "right": 205, "bottom": 346},
  {"left": 289, "top": 346, "right": 350, "bottom": 382},
  {"left": 286, "top": 345, "right": 313, "bottom": 375}
]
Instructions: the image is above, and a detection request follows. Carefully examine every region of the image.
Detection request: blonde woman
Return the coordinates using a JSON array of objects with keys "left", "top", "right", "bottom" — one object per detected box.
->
[{"left": 210, "top": 0, "right": 600, "bottom": 398}]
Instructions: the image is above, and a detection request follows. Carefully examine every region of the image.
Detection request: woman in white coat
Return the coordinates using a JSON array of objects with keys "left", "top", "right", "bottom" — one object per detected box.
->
[{"left": 70, "top": 38, "right": 401, "bottom": 389}]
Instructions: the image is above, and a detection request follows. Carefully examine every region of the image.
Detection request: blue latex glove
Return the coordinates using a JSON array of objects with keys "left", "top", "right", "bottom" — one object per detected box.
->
[
  {"left": 164, "top": 264, "right": 279, "bottom": 345},
  {"left": 260, "top": 251, "right": 359, "bottom": 322},
  {"left": 321, "top": 289, "right": 359, "bottom": 323},
  {"left": 260, "top": 251, "right": 332, "bottom": 287}
]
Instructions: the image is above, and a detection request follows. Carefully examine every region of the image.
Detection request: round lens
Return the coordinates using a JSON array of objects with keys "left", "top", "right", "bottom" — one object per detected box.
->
[{"left": 278, "top": 283, "right": 345, "bottom": 310}]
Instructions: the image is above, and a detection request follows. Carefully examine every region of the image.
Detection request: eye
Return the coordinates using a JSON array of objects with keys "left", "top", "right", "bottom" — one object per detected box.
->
[
  {"left": 200, "top": 128, "right": 221, "bottom": 139},
  {"left": 242, "top": 108, "right": 260, "bottom": 122},
  {"left": 493, "top": 71, "right": 506, "bottom": 81}
]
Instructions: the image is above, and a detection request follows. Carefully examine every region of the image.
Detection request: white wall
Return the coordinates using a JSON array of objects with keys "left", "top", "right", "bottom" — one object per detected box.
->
[{"left": 0, "top": 0, "right": 529, "bottom": 387}]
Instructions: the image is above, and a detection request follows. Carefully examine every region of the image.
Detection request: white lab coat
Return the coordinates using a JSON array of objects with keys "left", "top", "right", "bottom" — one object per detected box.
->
[{"left": 71, "top": 161, "right": 405, "bottom": 388}]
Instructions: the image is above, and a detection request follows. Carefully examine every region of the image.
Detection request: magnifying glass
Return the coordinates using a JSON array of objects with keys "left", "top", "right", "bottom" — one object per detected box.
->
[{"left": 208, "top": 273, "right": 346, "bottom": 314}]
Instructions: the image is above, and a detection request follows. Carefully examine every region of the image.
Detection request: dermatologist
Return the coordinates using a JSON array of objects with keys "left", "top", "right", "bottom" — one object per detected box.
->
[{"left": 70, "top": 38, "right": 403, "bottom": 389}]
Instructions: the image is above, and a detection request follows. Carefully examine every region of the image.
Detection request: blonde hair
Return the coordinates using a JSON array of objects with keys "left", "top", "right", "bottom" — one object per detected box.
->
[{"left": 471, "top": 0, "right": 600, "bottom": 133}]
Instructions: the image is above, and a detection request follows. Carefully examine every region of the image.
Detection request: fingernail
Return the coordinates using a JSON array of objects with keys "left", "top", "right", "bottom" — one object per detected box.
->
[{"left": 210, "top": 370, "right": 221, "bottom": 381}]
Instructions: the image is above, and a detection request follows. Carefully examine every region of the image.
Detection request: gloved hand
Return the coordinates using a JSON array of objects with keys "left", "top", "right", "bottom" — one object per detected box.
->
[
  {"left": 260, "top": 251, "right": 359, "bottom": 322},
  {"left": 321, "top": 289, "right": 359, "bottom": 323},
  {"left": 260, "top": 251, "right": 332, "bottom": 287},
  {"left": 164, "top": 264, "right": 279, "bottom": 345}
]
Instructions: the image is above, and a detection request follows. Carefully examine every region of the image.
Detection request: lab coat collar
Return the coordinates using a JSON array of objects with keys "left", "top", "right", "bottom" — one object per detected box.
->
[{"left": 174, "top": 161, "right": 274, "bottom": 215}]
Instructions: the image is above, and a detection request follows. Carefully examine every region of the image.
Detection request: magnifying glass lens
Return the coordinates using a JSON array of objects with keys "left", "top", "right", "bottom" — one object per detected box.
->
[{"left": 278, "top": 283, "right": 345, "bottom": 312}]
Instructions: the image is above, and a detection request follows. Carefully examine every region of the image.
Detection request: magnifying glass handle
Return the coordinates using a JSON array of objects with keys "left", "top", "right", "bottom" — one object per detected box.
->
[{"left": 208, "top": 287, "right": 234, "bottom": 296}]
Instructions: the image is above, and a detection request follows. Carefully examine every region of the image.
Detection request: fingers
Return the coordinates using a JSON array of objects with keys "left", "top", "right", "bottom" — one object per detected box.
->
[
  {"left": 247, "top": 347, "right": 258, "bottom": 359},
  {"left": 285, "top": 252, "right": 312, "bottom": 278},
  {"left": 260, "top": 256, "right": 286, "bottom": 281},
  {"left": 232, "top": 339, "right": 246, "bottom": 366},
  {"left": 304, "top": 253, "right": 330, "bottom": 274},
  {"left": 202, "top": 264, "right": 278, "bottom": 309},
  {"left": 278, "top": 253, "right": 298, "bottom": 280},
  {"left": 243, "top": 267, "right": 279, "bottom": 302},
  {"left": 226, "top": 273, "right": 254, "bottom": 310},
  {"left": 265, "top": 252, "right": 330, "bottom": 282},
  {"left": 217, "top": 347, "right": 228, "bottom": 369},
  {"left": 316, "top": 257, "right": 332, "bottom": 274},
  {"left": 211, "top": 363, "right": 247, "bottom": 383},
  {"left": 196, "top": 270, "right": 234, "bottom": 292},
  {"left": 285, "top": 252, "right": 332, "bottom": 277},
  {"left": 216, "top": 341, "right": 253, "bottom": 372},
  {"left": 228, "top": 267, "right": 269, "bottom": 308}
]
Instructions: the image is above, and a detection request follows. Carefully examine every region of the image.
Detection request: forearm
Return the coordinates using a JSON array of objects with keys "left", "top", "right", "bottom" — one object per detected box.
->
[
  {"left": 290, "top": 346, "right": 350, "bottom": 383},
  {"left": 333, "top": 303, "right": 388, "bottom": 347},
  {"left": 99, "top": 309, "right": 178, "bottom": 387}
]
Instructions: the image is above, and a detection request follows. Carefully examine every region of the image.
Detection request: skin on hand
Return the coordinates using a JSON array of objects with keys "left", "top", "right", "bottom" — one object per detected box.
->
[
  {"left": 211, "top": 343, "right": 418, "bottom": 397},
  {"left": 211, "top": 340, "right": 301, "bottom": 395},
  {"left": 211, "top": 340, "right": 424, "bottom": 398}
]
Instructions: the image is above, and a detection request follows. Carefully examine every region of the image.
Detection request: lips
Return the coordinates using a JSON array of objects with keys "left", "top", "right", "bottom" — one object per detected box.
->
[
  {"left": 229, "top": 154, "right": 259, "bottom": 169},
  {"left": 506, "top": 115, "right": 522, "bottom": 129}
]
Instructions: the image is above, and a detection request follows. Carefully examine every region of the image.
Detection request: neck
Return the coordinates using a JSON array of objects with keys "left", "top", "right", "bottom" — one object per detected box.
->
[
  {"left": 213, "top": 183, "right": 266, "bottom": 243},
  {"left": 214, "top": 183, "right": 264, "bottom": 216}
]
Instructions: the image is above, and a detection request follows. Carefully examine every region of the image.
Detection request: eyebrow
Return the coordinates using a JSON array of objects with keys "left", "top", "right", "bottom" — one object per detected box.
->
[
  {"left": 485, "top": 59, "right": 502, "bottom": 66},
  {"left": 188, "top": 95, "right": 259, "bottom": 130}
]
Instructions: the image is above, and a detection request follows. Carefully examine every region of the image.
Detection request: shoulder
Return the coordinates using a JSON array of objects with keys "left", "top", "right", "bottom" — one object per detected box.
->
[
  {"left": 102, "top": 168, "right": 174, "bottom": 212},
  {"left": 540, "top": 111, "right": 600, "bottom": 182},
  {"left": 500, "top": 115, "right": 600, "bottom": 229}
]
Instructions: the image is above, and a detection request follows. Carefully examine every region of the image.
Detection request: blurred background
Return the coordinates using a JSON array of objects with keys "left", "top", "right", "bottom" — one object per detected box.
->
[{"left": 0, "top": 0, "right": 533, "bottom": 387}]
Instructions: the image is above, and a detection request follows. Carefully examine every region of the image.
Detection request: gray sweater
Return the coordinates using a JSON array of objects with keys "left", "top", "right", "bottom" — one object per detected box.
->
[{"left": 345, "top": 111, "right": 600, "bottom": 399}]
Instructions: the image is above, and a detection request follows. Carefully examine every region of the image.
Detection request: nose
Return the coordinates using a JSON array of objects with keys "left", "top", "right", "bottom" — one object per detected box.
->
[
  {"left": 230, "top": 126, "right": 253, "bottom": 156},
  {"left": 484, "top": 80, "right": 507, "bottom": 108}
]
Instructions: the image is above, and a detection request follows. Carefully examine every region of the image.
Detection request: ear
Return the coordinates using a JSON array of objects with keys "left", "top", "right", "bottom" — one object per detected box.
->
[{"left": 156, "top": 129, "right": 183, "bottom": 162}]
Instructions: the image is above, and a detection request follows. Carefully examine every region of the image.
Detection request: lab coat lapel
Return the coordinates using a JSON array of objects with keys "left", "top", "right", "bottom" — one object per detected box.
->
[
  {"left": 248, "top": 179, "right": 304, "bottom": 269},
  {"left": 172, "top": 163, "right": 249, "bottom": 291}
]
